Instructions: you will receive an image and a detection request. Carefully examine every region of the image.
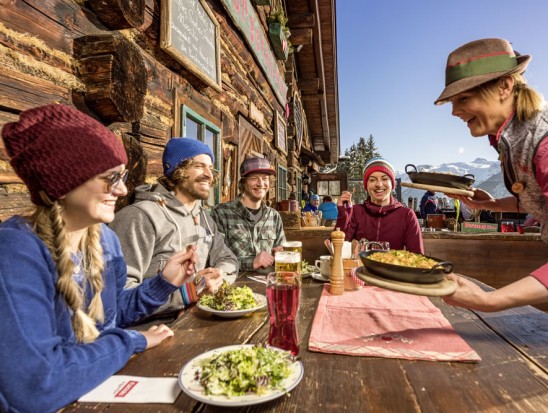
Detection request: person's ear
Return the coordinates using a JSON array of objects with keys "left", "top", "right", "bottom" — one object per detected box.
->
[{"left": 498, "top": 76, "right": 515, "bottom": 100}]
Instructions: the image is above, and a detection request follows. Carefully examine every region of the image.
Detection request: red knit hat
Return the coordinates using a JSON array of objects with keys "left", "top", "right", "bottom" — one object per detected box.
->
[
  {"left": 363, "top": 157, "right": 396, "bottom": 190},
  {"left": 2, "top": 104, "right": 128, "bottom": 205}
]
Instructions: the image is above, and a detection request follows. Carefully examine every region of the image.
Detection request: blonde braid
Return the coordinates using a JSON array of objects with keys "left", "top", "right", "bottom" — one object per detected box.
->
[
  {"left": 29, "top": 204, "right": 101, "bottom": 343},
  {"left": 85, "top": 224, "right": 105, "bottom": 324}
]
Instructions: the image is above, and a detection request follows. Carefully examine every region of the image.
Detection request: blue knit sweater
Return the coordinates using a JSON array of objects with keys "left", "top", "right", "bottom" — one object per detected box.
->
[{"left": 0, "top": 216, "right": 178, "bottom": 413}]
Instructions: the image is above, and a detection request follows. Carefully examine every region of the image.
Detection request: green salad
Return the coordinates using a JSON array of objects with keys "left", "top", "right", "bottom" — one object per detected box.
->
[
  {"left": 196, "top": 345, "right": 295, "bottom": 397},
  {"left": 198, "top": 281, "right": 257, "bottom": 311},
  {"left": 301, "top": 259, "right": 316, "bottom": 274}
]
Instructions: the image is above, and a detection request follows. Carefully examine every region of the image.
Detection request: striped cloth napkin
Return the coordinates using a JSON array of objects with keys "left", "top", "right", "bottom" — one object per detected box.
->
[{"left": 309, "top": 285, "right": 480, "bottom": 362}]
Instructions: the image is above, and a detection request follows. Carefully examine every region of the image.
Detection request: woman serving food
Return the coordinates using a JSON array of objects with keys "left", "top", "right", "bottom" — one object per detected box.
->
[{"left": 434, "top": 38, "right": 548, "bottom": 311}]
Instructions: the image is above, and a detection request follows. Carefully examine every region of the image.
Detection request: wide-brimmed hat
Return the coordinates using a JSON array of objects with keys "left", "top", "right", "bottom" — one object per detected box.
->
[{"left": 435, "top": 38, "right": 531, "bottom": 105}]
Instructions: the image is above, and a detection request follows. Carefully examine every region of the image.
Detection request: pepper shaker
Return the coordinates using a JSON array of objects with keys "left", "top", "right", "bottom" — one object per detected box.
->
[{"left": 330, "top": 227, "right": 345, "bottom": 295}]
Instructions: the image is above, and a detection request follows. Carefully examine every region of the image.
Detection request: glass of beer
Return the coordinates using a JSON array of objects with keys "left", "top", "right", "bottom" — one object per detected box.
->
[
  {"left": 282, "top": 241, "right": 302, "bottom": 255},
  {"left": 275, "top": 251, "right": 301, "bottom": 277}
]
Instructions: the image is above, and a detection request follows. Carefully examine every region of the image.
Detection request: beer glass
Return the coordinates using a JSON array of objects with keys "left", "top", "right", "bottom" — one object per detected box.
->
[
  {"left": 282, "top": 241, "right": 302, "bottom": 255},
  {"left": 266, "top": 271, "right": 300, "bottom": 355},
  {"left": 275, "top": 251, "right": 301, "bottom": 277}
]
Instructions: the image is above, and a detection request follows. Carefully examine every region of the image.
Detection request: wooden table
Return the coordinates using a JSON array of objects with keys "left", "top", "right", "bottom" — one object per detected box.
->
[{"left": 63, "top": 275, "right": 548, "bottom": 412}]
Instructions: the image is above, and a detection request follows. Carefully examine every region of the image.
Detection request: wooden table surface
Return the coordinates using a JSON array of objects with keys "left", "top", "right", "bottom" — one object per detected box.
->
[{"left": 63, "top": 274, "right": 548, "bottom": 412}]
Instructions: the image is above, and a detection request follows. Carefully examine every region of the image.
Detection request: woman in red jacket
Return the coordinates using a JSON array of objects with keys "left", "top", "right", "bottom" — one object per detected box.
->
[{"left": 336, "top": 157, "right": 424, "bottom": 253}]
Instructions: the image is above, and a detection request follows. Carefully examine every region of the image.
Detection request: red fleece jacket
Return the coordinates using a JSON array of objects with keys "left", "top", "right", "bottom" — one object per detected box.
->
[{"left": 335, "top": 199, "right": 424, "bottom": 254}]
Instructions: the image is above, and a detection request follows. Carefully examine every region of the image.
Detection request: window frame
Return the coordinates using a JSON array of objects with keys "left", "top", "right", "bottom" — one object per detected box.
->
[{"left": 277, "top": 164, "right": 288, "bottom": 201}]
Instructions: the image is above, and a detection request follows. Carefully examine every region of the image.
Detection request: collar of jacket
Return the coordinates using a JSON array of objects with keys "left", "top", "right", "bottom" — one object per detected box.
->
[
  {"left": 235, "top": 197, "right": 269, "bottom": 220},
  {"left": 362, "top": 199, "right": 402, "bottom": 218}
]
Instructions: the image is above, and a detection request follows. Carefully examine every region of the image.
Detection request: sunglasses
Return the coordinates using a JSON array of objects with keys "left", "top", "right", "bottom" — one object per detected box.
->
[{"left": 101, "top": 170, "right": 129, "bottom": 194}]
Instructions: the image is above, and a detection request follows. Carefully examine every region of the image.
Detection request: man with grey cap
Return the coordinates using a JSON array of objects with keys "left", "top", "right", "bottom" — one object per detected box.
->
[
  {"left": 111, "top": 137, "right": 238, "bottom": 320},
  {"left": 211, "top": 156, "right": 286, "bottom": 272}
]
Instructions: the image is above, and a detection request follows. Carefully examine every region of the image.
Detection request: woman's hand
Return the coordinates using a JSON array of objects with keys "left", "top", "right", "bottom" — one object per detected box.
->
[
  {"left": 338, "top": 191, "right": 353, "bottom": 207},
  {"left": 442, "top": 273, "right": 491, "bottom": 311},
  {"left": 452, "top": 188, "right": 495, "bottom": 210},
  {"left": 161, "top": 245, "right": 198, "bottom": 286},
  {"left": 142, "top": 324, "right": 174, "bottom": 349}
]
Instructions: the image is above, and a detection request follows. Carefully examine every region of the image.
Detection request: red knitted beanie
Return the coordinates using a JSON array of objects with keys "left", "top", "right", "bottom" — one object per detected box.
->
[
  {"left": 362, "top": 157, "right": 396, "bottom": 190},
  {"left": 2, "top": 104, "right": 128, "bottom": 205}
]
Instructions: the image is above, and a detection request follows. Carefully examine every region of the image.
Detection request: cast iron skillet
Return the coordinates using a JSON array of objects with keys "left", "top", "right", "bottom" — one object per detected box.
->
[
  {"left": 405, "top": 164, "right": 475, "bottom": 190},
  {"left": 359, "top": 250, "right": 454, "bottom": 284}
]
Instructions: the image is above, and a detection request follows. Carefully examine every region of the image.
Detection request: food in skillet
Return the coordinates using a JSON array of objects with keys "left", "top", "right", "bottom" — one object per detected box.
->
[
  {"left": 199, "top": 281, "right": 257, "bottom": 311},
  {"left": 366, "top": 250, "right": 438, "bottom": 269}
]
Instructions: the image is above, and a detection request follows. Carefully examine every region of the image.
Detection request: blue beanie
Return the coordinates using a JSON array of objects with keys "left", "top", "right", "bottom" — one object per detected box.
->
[
  {"left": 162, "top": 137, "right": 214, "bottom": 177},
  {"left": 311, "top": 194, "right": 320, "bottom": 201}
]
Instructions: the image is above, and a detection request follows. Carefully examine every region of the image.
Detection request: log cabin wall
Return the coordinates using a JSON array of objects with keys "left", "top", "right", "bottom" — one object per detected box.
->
[{"left": 0, "top": 0, "right": 339, "bottom": 221}]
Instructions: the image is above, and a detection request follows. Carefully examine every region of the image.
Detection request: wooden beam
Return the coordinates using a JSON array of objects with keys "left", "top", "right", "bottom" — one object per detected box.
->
[
  {"left": 298, "top": 78, "right": 320, "bottom": 94},
  {"left": 288, "top": 13, "right": 315, "bottom": 29},
  {"left": 301, "top": 93, "right": 322, "bottom": 102},
  {"left": 290, "top": 28, "right": 313, "bottom": 46}
]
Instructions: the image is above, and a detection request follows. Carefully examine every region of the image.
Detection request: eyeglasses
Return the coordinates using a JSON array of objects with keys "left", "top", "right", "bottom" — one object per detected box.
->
[{"left": 101, "top": 170, "right": 129, "bottom": 194}]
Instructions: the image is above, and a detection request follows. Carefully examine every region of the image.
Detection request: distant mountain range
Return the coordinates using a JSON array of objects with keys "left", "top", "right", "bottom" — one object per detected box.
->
[{"left": 396, "top": 158, "right": 510, "bottom": 206}]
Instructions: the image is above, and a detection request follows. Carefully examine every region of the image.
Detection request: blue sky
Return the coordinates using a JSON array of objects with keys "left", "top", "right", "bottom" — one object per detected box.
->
[{"left": 336, "top": 1, "right": 548, "bottom": 172}]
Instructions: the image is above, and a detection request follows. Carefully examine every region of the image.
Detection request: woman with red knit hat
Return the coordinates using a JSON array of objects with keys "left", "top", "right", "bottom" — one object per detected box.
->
[
  {"left": 0, "top": 104, "right": 198, "bottom": 412},
  {"left": 336, "top": 157, "right": 423, "bottom": 253}
]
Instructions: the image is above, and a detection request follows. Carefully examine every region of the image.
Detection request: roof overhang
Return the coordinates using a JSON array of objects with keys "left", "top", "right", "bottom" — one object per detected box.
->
[{"left": 287, "top": 0, "right": 339, "bottom": 164}]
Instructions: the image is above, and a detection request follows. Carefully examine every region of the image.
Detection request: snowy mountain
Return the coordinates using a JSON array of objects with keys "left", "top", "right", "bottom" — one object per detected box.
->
[{"left": 396, "top": 158, "right": 511, "bottom": 206}]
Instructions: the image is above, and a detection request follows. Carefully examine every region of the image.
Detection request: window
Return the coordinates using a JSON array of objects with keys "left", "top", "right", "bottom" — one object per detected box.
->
[
  {"left": 296, "top": 176, "right": 302, "bottom": 203},
  {"left": 181, "top": 106, "right": 221, "bottom": 206},
  {"left": 277, "top": 164, "right": 288, "bottom": 201},
  {"left": 317, "top": 180, "right": 341, "bottom": 196}
]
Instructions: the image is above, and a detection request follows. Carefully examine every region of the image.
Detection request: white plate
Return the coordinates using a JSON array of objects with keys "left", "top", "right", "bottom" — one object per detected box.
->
[
  {"left": 197, "top": 293, "right": 267, "bottom": 318},
  {"left": 311, "top": 272, "right": 330, "bottom": 282},
  {"left": 178, "top": 344, "right": 304, "bottom": 407}
]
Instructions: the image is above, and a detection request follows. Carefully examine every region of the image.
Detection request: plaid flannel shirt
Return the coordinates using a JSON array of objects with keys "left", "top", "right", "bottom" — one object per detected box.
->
[{"left": 211, "top": 198, "right": 286, "bottom": 271}]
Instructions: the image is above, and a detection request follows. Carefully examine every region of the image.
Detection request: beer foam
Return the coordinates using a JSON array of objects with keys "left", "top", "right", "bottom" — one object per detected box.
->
[
  {"left": 282, "top": 241, "right": 302, "bottom": 248},
  {"left": 275, "top": 251, "right": 301, "bottom": 263}
]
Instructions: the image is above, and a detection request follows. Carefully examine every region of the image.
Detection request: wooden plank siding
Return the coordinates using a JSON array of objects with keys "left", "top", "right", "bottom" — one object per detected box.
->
[{"left": 0, "top": 0, "right": 339, "bottom": 220}]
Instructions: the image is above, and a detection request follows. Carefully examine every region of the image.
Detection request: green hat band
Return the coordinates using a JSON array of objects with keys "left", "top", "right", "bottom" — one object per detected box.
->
[{"left": 446, "top": 53, "right": 517, "bottom": 86}]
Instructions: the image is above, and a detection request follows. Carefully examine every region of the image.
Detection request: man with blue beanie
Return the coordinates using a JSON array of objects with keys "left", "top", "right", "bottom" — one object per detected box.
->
[{"left": 111, "top": 137, "right": 238, "bottom": 321}]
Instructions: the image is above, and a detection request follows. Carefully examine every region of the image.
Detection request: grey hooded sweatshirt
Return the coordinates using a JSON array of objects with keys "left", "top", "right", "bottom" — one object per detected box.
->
[{"left": 110, "top": 183, "right": 238, "bottom": 318}]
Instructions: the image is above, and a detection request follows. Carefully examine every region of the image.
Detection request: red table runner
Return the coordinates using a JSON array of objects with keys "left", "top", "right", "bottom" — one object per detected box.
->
[{"left": 308, "top": 285, "right": 480, "bottom": 362}]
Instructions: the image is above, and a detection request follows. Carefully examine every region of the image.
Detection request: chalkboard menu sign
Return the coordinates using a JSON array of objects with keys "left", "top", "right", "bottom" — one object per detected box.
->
[{"left": 160, "top": 0, "right": 221, "bottom": 90}]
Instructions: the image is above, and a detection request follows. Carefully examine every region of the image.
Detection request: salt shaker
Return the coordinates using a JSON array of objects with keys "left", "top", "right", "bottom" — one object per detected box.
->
[{"left": 330, "top": 227, "right": 345, "bottom": 295}]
